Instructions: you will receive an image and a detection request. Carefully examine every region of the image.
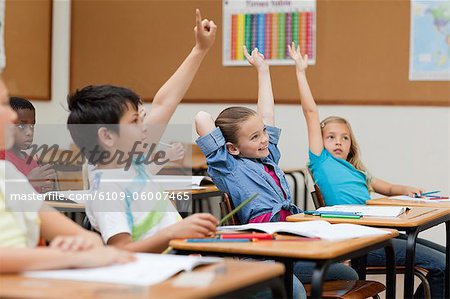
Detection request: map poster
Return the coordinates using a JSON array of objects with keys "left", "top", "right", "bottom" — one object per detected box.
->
[
  {"left": 409, "top": 0, "right": 450, "bottom": 81},
  {"left": 223, "top": 0, "right": 316, "bottom": 66}
]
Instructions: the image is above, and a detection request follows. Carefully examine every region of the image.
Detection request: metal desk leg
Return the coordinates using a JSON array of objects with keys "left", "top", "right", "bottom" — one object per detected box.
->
[
  {"left": 282, "top": 260, "right": 294, "bottom": 299},
  {"left": 350, "top": 255, "right": 367, "bottom": 280},
  {"left": 446, "top": 220, "right": 450, "bottom": 299},
  {"left": 310, "top": 261, "right": 330, "bottom": 299},
  {"left": 384, "top": 240, "right": 396, "bottom": 299},
  {"left": 404, "top": 229, "right": 419, "bottom": 299}
]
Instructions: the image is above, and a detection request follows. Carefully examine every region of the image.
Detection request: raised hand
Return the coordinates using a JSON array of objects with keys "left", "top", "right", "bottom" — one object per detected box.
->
[
  {"left": 194, "top": 9, "right": 217, "bottom": 51},
  {"left": 288, "top": 42, "right": 308, "bottom": 72},
  {"left": 243, "top": 46, "right": 268, "bottom": 72}
]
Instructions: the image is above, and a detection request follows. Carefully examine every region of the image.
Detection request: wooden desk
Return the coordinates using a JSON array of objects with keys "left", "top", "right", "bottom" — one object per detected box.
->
[
  {"left": 0, "top": 259, "right": 286, "bottom": 299},
  {"left": 170, "top": 230, "right": 398, "bottom": 298},
  {"left": 287, "top": 207, "right": 450, "bottom": 299},
  {"left": 367, "top": 197, "right": 450, "bottom": 208},
  {"left": 45, "top": 186, "right": 222, "bottom": 214}
]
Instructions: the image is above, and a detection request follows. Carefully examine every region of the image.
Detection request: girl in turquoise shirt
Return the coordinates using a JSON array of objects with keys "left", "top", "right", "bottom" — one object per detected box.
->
[{"left": 289, "top": 42, "right": 445, "bottom": 299}]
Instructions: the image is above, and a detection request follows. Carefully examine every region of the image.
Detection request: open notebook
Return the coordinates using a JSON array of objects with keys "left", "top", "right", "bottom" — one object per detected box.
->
[
  {"left": 317, "top": 205, "right": 408, "bottom": 217},
  {"left": 152, "top": 175, "right": 213, "bottom": 190},
  {"left": 24, "top": 253, "right": 222, "bottom": 286},
  {"left": 218, "top": 220, "right": 392, "bottom": 241}
]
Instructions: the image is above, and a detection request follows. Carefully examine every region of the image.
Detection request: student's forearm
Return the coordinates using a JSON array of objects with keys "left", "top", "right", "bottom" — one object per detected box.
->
[
  {"left": 387, "top": 184, "right": 410, "bottom": 196},
  {"left": 118, "top": 231, "right": 171, "bottom": 253},
  {"left": 0, "top": 248, "right": 83, "bottom": 273},
  {"left": 39, "top": 205, "right": 103, "bottom": 246},
  {"left": 296, "top": 71, "right": 317, "bottom": 115},
  {"left": 256, "top": 68, "right": 275, "bottom": 125},
  {"left": 149, "top": 47, "right": 209, "bottom": 125}
]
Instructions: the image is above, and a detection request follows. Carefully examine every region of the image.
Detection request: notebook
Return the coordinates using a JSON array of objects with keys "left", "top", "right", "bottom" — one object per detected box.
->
[
  {"left": 24, "top": 253, "right": 222, "bottom": 286},
  {"left": 317, "top": 205, "right": 407, "bottom": 217},
  {"left": 218, "top": 220, "right": 392, "bottom": 241},
  {"left": 152, "top": 175, "right": 213, "bottom": 190}
]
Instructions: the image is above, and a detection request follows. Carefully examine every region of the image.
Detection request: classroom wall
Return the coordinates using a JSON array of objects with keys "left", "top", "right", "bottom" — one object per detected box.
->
[{"left": 32, "top": 1, "right": 448, "bottom": 245}]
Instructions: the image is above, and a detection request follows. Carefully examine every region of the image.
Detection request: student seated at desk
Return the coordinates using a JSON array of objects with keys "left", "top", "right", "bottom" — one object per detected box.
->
[
  {"left": 195, "top": 47, "right": 358, "bottom": 299},
  {"left": 66, "top": 9, "right": 218, "bottom": 253},
  {"left": 0, "top": 76, "right": 134, "bottom": 273},
  {"left": 289, "top": 42, "right": 446, "bottom": 299},
  {"left": 0, "top": 97, "right": 56, "bottom": 193}
]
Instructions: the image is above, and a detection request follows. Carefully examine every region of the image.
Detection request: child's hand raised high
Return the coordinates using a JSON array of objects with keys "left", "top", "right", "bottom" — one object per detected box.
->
[
  {"left": 243, "top": 46, "right": 268, "bottom": 72},
  {"left": 288, "top": 42, "right": 308, "bottom": 72},
  {"left": 194, "top": 9, "right": 217, "bottom": 52}
]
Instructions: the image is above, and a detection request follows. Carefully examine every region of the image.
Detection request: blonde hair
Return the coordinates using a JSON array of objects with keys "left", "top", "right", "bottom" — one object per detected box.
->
[{"left": 320, "top": 116, "right": 373, "bottom": 190}]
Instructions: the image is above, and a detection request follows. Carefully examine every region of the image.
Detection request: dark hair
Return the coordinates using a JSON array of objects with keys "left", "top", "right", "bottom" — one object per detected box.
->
[
  {"left": 215, "top": 107, "right": 257, "bottom": 145},
  {"left": 67, "top": 85, "right": 141, "bottom": 163},
  {"left": 10, "top": 96, "right": 35, "bottom": 111}
]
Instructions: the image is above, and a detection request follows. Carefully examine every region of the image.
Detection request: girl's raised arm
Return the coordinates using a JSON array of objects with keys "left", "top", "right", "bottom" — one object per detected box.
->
[
  {"left": 243, "top": 46, "right": 275, "bottom": 126},
  {"left": 195, "top": 111, "right": 216, "bottom": 137},
  {"left": 288, "top": 42, "right": 323, "bottom": 155}
]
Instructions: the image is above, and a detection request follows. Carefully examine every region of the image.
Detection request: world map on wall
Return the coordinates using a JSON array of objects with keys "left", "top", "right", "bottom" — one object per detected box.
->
[{"left": 410, "top": 1, "right": 450, "bottom": 80}]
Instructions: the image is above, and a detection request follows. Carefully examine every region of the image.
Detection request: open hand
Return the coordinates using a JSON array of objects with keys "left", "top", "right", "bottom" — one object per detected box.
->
[
  {"left": 288, "top": 42, "right": 308, "bottom": 72},
  {"left": 243, "top": 46, "right": 268, "bottom": 72}
]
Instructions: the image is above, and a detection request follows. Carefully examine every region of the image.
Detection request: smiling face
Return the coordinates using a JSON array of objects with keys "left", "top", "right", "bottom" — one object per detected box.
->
[
  {"left": 13, "top": 108, "right": 36, "bottom": 151},
  {"left": 322, "top": 121, "right": 352, "bottom": 160},
  {"left": 232, "top": 114, "right": 269, "bottom": 159}
]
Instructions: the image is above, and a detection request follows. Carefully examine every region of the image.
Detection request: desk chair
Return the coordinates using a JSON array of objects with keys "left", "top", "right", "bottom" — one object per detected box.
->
[
  {"left": 54, "top": 164, "right": 85, "bottom": 191},
  {"left": 219, "top": 193, "right": 240, "bottom": 225},
  {"left": 218, "top": 193, "right": 386, "bottom": 299},
  {"left": 305, "top": 168, "right": 431, "bottom": 299}
]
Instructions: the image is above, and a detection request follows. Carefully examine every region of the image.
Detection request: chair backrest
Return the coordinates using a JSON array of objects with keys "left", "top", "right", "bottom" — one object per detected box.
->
[
  {"left": 219, "top": 193, "right": 240, "bottom": 225},
  {"left": 307, "top": 168, "right": 326, "bottom": 209},
  {"left": 54, "top": 164, "right": 85, "bottom": 191}
]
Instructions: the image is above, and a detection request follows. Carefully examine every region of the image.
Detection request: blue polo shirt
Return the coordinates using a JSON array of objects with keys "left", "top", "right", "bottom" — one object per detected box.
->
[
  {"left": 196, "top": 126, "right": 301, "bottom": 223},
  {"left": 308, "top": 149, "right": 370, "bottom": 206}
]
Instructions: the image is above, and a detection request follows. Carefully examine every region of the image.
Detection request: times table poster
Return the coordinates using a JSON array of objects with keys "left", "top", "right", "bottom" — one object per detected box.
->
[{"left": 223, "top": 0, "right": 316, "bottom": 66}]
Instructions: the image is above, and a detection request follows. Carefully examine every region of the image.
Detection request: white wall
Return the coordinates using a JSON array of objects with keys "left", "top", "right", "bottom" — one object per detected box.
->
[{"left": 33, "top": 1, "right": 449, "bottom": 245}]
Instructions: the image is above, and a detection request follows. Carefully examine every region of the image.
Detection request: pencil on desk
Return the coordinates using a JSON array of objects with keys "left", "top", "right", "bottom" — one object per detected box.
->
[{"left": 162, "top": 246, "right": 173, "bottom": 254}]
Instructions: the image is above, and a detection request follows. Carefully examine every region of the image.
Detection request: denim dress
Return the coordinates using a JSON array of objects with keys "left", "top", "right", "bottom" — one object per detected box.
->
[{"left": 196, "top": 126, "right": 301, "bottom": 223}]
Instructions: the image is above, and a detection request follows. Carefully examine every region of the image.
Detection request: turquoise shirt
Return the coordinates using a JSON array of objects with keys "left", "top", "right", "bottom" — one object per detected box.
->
[{"left": 308, "top": 149, "right": 370, "bottom": 205}]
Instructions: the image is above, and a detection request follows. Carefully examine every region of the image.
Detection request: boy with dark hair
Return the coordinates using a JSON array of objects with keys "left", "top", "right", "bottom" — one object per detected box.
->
[
  {"left": 0, "top": 97, "right": 55, "bottom": 193},
  {"left": 67, "top": 9, "right": 218, "bottom": 252}
]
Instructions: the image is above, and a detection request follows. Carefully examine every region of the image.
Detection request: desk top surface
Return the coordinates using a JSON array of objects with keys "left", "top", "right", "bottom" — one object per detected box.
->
[
  {"left": 0, "top": 259, "right": 284, "bottom": 299},
  {"left": 170, "top": 229, "right": 398, "bottom": 260},
  {"left": 367, "top": 197, "right": 450, "bottom": 208},
  {"left": 287, "top": 207, "right": 450, "bottom": 228}
]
